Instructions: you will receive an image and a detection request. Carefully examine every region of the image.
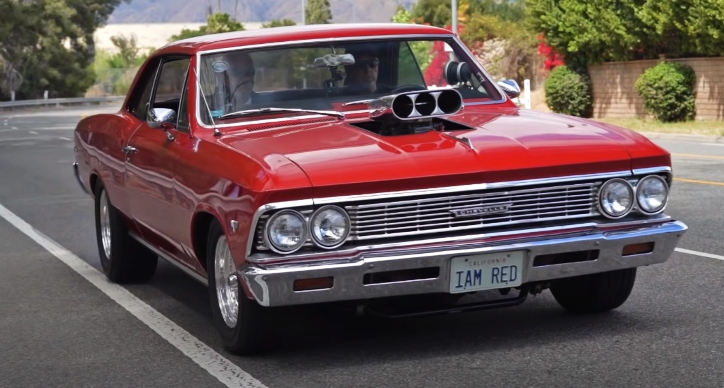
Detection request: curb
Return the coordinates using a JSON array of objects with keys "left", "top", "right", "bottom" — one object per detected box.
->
[{"left": 637, "top": 131, "right": 724, "bottom": 144}]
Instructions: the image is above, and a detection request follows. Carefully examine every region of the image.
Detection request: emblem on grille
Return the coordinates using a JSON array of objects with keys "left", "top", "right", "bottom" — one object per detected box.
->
[{"left": 450, "top": 203, "right": 512, "bottom": 218}]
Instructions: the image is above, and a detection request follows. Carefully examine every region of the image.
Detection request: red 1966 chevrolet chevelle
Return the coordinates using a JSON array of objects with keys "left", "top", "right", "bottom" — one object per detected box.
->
[{"left": 72, "top": 23, "right": 687, "bottom": 354}]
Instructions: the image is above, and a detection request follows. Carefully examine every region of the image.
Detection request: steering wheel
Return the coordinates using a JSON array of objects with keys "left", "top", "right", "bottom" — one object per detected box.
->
[{"left": 389, "top": 84, "right": 427, "bottom": 94}]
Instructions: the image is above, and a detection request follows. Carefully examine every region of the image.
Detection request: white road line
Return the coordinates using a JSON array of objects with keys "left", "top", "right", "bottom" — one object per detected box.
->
[
  {"left": 0, "top": 202, "right": 268, "bottom": 388},
  {"left": 58, "top": 137, "right": 72, "bottom": 141},
  {"left": 29, "top": 130, "right": 38, "bottom": 135},
  {"left": 676, "top": 248, "right": 724, "bottom": 261}
]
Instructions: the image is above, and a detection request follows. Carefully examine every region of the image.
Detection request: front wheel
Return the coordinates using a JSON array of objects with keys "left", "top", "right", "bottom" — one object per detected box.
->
[
  {"left": 550, "top": 268, "right": 637, "bottom": 313},
  {"left": 206, "top": 220, "right": 272, "bottom": 355}
]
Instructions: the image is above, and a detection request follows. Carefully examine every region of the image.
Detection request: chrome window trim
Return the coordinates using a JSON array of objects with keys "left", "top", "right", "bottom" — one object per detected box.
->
[
  {"left": 193, "top": 33, "right": 508, "bottom": 129},
  {"left": 449, "top": 34, "right": 510, "bottom": 106},
  {"left": 244, "top": 167, "right": 672, "bottom": 257},
  {"left": 195, "top": 33, "right": 455, "bottom": 56}
]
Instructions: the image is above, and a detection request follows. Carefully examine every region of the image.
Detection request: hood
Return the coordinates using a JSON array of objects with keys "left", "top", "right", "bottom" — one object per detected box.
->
[{"left": 219, "top": 108, "right": 657, "bottom": 196}]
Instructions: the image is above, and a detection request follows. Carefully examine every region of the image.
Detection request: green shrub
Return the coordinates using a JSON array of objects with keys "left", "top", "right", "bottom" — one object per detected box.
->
[
  {"left": 634, "top": 61, "right": 696, "bottom": 122},
  {"left": 544, "top": 65, "right": 593, "bottom": 118}
]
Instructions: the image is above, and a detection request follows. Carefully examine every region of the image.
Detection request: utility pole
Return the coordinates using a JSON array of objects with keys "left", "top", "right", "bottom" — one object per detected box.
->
[
  {"left": 301, "top": 0, "right": 305, "bottom": 25},
  {"left": 451, "top": 0, "right": 458, "bottom": 34}
]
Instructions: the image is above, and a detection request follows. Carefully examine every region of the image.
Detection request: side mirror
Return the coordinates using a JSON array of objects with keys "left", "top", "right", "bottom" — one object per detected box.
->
[
  {"left": 497, "top": 79, "right": 521, "bottom": 99},
  {"left": 148, "top": 107, "right": 176, "bottom": 125},
  {"left": 148, "top": 107, "right": 176, "bottom": 140}
]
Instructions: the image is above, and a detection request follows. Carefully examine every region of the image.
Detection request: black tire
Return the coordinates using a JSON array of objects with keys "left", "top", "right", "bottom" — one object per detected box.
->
[
  {"left": 94, "top": 180, "right": 157, "bottom": 283},
  {"left": 550, "top": 268, "right": 637, "bottom": 313},
  {"left": 206, "top": 219, "right": 272, "bottom": 355}
]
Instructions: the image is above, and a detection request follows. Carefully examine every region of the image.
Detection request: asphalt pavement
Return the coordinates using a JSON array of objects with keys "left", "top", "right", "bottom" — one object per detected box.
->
[{"left": 1, "top": 105, "right": 723, "bottom": 388}]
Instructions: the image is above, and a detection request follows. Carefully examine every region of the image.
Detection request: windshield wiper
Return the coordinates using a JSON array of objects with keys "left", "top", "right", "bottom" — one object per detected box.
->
[
  {"left": 341, "top": 99, "right": 375, "bottom": 107},
  {"left": 218, "top": 107, "right": 345, "bottom": 120}
]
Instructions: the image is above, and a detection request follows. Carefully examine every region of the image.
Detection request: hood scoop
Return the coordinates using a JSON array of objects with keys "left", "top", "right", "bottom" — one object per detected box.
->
[{"left": 349, "top": 88, "right": 474, "bottom": 137}]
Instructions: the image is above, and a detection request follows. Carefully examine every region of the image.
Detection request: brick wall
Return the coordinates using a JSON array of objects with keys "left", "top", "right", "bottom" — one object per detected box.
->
[{"left": 588, "top": 57, "right": 724, "bottom": 120}]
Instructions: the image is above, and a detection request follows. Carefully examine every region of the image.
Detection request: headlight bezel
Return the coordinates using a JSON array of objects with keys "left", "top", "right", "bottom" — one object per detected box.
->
[
  {"left": 598, "top": 178, "right": 635, "bottom": 219},
  {"left": 635, "top": 175, "right": 669, "bottom": 215},
  {"left": 309, "top": 205, "right": 351, "bottom": 249},
  {"left": 263, "top": 209, "right": 308, "bottom": 254}
]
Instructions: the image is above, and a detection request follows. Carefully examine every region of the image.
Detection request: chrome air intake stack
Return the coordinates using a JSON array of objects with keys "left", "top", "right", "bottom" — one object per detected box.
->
[{"left": 369, "top": 89, "right": 464, "bottom": 121}]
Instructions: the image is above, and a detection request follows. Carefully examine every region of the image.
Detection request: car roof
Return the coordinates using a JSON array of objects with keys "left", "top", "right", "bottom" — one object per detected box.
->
[{"left": 153, "top": 23, "right": 455, "bottom": 55}]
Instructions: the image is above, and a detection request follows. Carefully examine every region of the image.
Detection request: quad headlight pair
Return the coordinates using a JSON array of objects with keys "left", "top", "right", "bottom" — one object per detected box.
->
[
  {"left": 598, "top": 175, "right": 669, "bottom": 219},
  {"left": 263, "top": 205, "right": 350, "bottom": 254}
]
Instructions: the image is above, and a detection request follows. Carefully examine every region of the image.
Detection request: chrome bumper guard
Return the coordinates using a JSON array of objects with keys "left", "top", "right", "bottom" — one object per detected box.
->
[{"left": 238, "top": 220, "right": 687, "bottom": 307}]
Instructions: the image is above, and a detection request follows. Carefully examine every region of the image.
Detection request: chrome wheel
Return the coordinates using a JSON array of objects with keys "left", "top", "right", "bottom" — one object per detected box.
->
[
  {"left": 99, "top": 189, "right": 112, "bottom": 259},
  {"left": 214, "top": 235, "right": 238, "bottom": 328}
]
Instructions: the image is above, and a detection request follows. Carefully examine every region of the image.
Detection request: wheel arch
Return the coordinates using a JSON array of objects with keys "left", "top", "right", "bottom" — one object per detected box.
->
[
  {"left": 90, "top": 173, "right": 100, "bottom": 195},
  {"left": 191, "top": 206, "right": 256, "bottom": 301},
  {"left": 191, "top": 210, "right": 218, "bottom": 273}
]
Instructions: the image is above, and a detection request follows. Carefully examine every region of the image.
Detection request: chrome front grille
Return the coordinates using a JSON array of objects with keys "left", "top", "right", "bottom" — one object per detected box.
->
[{"left": 344, "top": 182, "right": 600, "bottom": 240}]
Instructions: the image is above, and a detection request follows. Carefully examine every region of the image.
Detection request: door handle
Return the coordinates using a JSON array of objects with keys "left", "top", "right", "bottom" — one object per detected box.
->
[{"left": 122, "top": 145, "right": 137, "bottom": 153}]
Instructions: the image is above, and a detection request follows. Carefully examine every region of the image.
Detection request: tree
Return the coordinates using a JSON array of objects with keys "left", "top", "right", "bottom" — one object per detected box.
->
[
  {"left": 0, "top": 0, "right": 130, "bottom": 99},
  {"left": 170, "top": 12, "right": 245, "bottom": 41},
  {"left": 411, "top": 0, "right": 451, "bottom": 28},
  {"left": 262, "top": 19, "right": 297, "bottom": 28},
  {"left": 391, "top": 6, "right": 433, "bottom": 74},
  {"left": 526, "top": 0, "right": 643, "bottom": 68},
  {"left": 305, "top": 0, "right": 333, "bottom": 25},
  {"left": 525, "top": 0, "right": 724, "bottom": 67},
  {"left": 469, "top": 0, "right": 526, "bottom": 22}
]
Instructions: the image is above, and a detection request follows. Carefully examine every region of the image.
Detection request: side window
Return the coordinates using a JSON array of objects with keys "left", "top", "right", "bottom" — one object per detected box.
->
[
  {"left": 128, "top": 59, "right": 160, "bottom": 121},
  {"left": 153, "top": 57, "right": 191, "bottom": 110},
  {"left": 397, "top": 42, "right": 426, "bottom": 86}
]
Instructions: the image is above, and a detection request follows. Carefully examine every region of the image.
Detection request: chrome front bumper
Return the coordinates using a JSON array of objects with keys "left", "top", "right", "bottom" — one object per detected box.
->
[{"left": 238, "top": 219, "right": 687, "bottom": 307}]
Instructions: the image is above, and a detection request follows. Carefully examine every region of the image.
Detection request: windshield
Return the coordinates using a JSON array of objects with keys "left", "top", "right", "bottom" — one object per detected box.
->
[{"left": 195, "top": 37, "right": 503, "bottom": 125}]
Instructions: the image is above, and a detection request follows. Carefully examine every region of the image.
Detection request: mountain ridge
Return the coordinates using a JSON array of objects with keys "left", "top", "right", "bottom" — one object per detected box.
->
[{"left": 108, "top": 0, "right": 418, "bottom": 24}]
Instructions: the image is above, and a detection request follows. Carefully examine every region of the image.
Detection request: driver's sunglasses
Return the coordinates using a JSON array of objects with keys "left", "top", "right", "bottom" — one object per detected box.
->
[{"left": 353, "top": 58, "right": 379, "bottom": 69}]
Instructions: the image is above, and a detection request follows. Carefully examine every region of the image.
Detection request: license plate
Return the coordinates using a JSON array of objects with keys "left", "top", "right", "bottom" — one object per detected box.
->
[{"left": 449, "top": 250, "right": 525, "bottom": 293}]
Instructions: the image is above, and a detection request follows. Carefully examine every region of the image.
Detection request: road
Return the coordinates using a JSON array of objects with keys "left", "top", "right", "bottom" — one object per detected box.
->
[{"left": 1, "top": 106, "right": 723, "bottom": 388}]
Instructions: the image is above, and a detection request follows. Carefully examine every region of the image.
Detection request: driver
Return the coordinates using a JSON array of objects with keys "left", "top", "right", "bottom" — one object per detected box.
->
[
  {"left": 343, "top": 44, "right": 380, "bottom": 94},
  {"left": 223, "top": 51, "right": 259, "bottom": 109}
]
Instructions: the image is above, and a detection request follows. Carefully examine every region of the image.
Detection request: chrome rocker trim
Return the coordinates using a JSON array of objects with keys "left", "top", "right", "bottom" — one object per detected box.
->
[{"left": 238, "top": 219, "right": 687, "bottom": 307}]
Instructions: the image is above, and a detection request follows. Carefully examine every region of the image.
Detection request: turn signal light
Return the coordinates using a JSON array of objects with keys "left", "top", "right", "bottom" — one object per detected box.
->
[
  {"left": 293, "top": 276, "right": 334, "bottom": 291},
  {"left": 622, "top": 242, "right": 655, "bottom": 256}
]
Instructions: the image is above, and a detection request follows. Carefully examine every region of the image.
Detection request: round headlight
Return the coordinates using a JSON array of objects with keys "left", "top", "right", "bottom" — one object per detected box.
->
[
  {"left": 599, "top": 178, "right": 634, "bottom": 219},
  {"left": 310, "top": 205, "right": 350, "bottom": 248},
  {"left": 265, "top": 210, "right": 307, "bottom": 253},
  {"left": 636, "top": 175, "right": 669, "bottom": 214}
]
